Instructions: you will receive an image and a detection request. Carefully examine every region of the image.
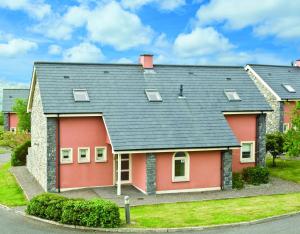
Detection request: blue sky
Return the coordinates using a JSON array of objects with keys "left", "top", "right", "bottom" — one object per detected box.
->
[{"left": 0, "top": 0, "right": 300, "bottom": 89}]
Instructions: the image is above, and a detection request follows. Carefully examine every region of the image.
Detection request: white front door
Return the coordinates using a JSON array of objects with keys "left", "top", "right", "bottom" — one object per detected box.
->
[{"left": 115, "top": 154, "right": 131, "bottom": 184}]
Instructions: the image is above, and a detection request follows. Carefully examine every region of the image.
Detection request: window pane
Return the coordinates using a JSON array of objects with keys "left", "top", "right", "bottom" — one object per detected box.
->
[
  {"left": 121, "top": 160, "right": 129, "bottom": 169},
  {"left": 122, "top": 154, "right": 129, "bottom": 159},
  {"left": 96, "top": 149, "right": 104, "bottom": 159},
  {"left": 121, "top": 171, "right": 129, "bottom": 181},
  {"left": 242, "top": 143, "right": 252, "bottom": 159},
  {"left": 175, "top": 159, "right": 185, "bottom": 177},
  {"left": 175, "top": 152, "right": 185, "bottom": 158},
  {"left": 242, "top": 151, "right": 251, "bottom": 158},
  {"left": 73, "top": 89, "right": 89, "bottom": 101},
  {"left": 80, "top": 149, "right": 87, "bottom": 158},
  {"left": 145, "top": 89, "right": 162, "bottom": 102},
  {"left": 242, "top": 143, "right": 251, "bottom": 152}
]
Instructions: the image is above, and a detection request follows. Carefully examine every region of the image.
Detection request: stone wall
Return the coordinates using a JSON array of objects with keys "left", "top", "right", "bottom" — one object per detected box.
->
[
  {"left": 146, "top": 153, "right": 156, "bottom": 195},
  {"left": 46, "top": 118, "right": 57, "bottom": 192},
  {"left": 256, "top": 114, "right": 267, "bottom": 167},
  {"left": 3, "top": 113, "right": 9, "bottom": 131},
  {"left": 247, "top": 70, "right": 280, "bottom": 133},
  {"left": 27, "top": 82, "right": 48, "bottom": 191},
  {"left": 222, "top": 150, "right": 232, "bottom": 190}
]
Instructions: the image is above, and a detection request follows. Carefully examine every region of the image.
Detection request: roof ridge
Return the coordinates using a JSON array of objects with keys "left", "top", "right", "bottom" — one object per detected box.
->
[
  {"left": 247, "top": 64, "right": 295, "bottom": 68},
  {"left": 3, "top": 88, "right": 29, "bottom": 90}
]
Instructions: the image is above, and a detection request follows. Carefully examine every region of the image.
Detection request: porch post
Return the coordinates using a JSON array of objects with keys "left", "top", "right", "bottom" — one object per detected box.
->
[{"left": 117, "top": 154, "right": 121, "bottom": 196}]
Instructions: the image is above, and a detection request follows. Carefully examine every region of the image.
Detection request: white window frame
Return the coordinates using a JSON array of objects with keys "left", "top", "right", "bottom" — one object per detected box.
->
[
  {"left": 283, "top": 84, "right": 296, "bottom": 93},
  {"left": 172, "top": 152, "right": 190, "bottom": 182},
  {"left": 95, "top": 146, "right": 107, "bottom": 162},
  {"left": 283, "top": 123, "right": 290, "bottom": 133},
  {"left": 240, "top": 141, "right": 255, "bottom": 163},
  {"left": 78, "top": 147, "right": 90, "bottom": 163},
  {"left": 145, "top": 89, "right": 162, "bottom": 102},
  {"left": 224, "top": 90, "right": 241, "bottom": 101},
  {"left": 60, "top": 148, "right": 73, "bottom": 164},
  {"left": 73, "top": 89, "right": 90, "bottom": 102}
]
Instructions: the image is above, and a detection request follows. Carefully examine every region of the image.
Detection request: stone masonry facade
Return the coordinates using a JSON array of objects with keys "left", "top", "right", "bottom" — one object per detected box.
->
[
  {"left": 256, "top": 114, "right": 267, "bottom": 167},
  {"left": 247, "top": 69, "right": 280, "bottom": 133},
  {"left": 146, "top": 153, "right": 156, "bottom": 195},
  {"left": 3, "top": 113, "right": 9, "bottom": 131},
  {"left": 222, "top": 150, "right": 232, "bottom": 190}
]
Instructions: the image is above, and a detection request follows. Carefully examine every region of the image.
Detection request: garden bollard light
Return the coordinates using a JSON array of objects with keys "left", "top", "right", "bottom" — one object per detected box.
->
[{"left": 124, "top": 196, "right": 131, "bottom": 224}]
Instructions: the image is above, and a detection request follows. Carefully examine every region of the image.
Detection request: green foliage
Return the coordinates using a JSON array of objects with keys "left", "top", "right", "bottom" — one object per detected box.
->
[
  {"left": 11, "top": 140, "right": 31, "bottom": 166},
  {"left": 26, "top": 193, "right": 121, "bottom": 228},
  {"left": 242, "top": 167, "right": 269, "bottom": 185},
  {"left": 61, "top": 199, "right": 121, "bottom": 228},
  {"left": 12, "top": 98, "right": 30, "bottom": 132},
  {"left": 232, "top": 173, "right": 244, "bottom": 189},
  {"left": 266, "top": 132, "right": 285, "bottom": 166},
  {"left": 0, "top": 112, "right": 3, "bottom": 126},
  {"left": 0, "top": 131, "right": 30, "bottom": 149}
]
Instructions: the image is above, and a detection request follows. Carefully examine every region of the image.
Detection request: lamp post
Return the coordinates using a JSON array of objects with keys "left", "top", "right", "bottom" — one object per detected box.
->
[{"left": 124, "top": 196, "right": 130, "bottom": 224}]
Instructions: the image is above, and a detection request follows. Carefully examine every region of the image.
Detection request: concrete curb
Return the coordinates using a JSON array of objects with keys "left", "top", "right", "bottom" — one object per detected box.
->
[{"left": 1, "top": 204, "right": 299, "bottom": 233}]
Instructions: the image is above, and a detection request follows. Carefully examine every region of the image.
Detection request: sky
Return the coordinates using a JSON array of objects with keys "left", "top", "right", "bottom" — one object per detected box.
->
[{"left": 0, "top": 0, "right": 300, "bottom": 91}]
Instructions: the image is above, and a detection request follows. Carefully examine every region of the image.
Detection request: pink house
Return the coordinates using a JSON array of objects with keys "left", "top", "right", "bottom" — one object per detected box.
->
[
  {"left": 26, "top": 55, "right": 271, "bottom": 195},
  {"left": 2, "top": 89, "right": 29, "bottom": 132}
]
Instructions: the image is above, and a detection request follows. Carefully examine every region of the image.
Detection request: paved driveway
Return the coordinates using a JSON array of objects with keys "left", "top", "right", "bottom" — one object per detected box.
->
[{"left": 0, "top": 151, "right": 11, "bottom": 164}]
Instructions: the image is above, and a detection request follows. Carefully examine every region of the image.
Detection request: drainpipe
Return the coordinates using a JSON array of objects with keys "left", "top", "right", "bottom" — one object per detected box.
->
[{"left": 57, "top": 114, "right": 61, "bottom": 193}]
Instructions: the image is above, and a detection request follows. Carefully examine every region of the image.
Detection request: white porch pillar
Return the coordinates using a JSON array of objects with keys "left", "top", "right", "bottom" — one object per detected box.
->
[{"left": 117, "top": 154, "right": 121, "bottom": 196}]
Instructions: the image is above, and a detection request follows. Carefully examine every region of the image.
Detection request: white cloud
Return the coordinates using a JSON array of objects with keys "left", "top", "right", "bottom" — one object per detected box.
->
[
  {"left": 48, "top": 45, "right": 62, "bottom": 55},
  {"left": 86, "top": 1, "right": 153, "bottom": 50},
  {"left": 121, "top": 0, "right": 185, "bottom": 11},
  {"left": 196, "top": 0, "right": 300, "bottom": 39},
  {"left": 0, "top": 38, "right": 37, "bottom": 57},
  {"left": 173, "top": 27, "right": 233, "bottom": 57},
  {"left": 63, "top": 42, "right": 104, "bottom": 63},
  {"left": 0, "top": 0, "right": 51, "bottom": 19}
]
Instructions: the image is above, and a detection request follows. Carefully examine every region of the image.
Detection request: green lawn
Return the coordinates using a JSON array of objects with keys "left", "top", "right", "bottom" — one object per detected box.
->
[
  {"left": 121, "top": 193, "right": 300, "bottom": 228},
  {"left": 267, "top": 158, "right": 300, "bottom": 183},
  {"left": 0, "top": 162, "right": 27, "bottom": 206}
]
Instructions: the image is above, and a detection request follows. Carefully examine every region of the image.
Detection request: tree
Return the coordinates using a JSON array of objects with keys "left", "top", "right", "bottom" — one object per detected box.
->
[
  {"left": 0, "top": 112, "right": 3, "bottom": 126},
  {"left": 12, "top": 99, "right": 30, "bottom": 132},
  {"left": 266, "top": 132, "right": 285, "bottom": 167},
  {"left": 284, "top": 101, "right": 300, "bottom": 157}
]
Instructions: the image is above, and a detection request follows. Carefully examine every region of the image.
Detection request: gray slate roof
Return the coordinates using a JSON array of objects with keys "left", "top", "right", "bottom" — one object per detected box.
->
[
  {"left": 34, "top": 62, "right": 271, "bottom": 152},
  {"left": 2, "top": 89, "right": 29, "bottom": 112},
  {"left": 249, "top": 64, "right": 300, "bottom": 100}
]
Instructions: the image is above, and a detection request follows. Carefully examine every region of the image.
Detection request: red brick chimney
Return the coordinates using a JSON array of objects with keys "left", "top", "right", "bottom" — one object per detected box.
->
[
  {"left": 295, "top": 59, "right": 300, "bottom": 67},
  {"left": 139, "top": 54, "right": 153, "bottom": 69}
]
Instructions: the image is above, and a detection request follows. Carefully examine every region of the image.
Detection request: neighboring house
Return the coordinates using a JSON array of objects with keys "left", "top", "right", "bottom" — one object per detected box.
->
[
  {"left": 26, "top": 55, "right": 271, "bottom": 195},
  {"left": 246, "top": 61, "right": 300, "bottom": 133},
  {"left": 2, "top": 89, "right": 30, "bottom": 132}
]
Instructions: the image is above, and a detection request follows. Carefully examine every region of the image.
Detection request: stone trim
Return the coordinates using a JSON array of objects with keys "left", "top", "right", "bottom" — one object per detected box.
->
[
  {"left": 221, "top": 150, "right": 232, "bottom": 190},
  {"left": 46, "top": 118, "right": 57, "bottom": 192},
  {"left": 146, "top": 153, "right": 156, "bottom": 195},
  {"left": 3, "top": 113, "right": 9, "bottom": 131},
  {"left": 256, "top": 114, "right": 267, "bottom": 167},
  {"left": 279, "top": 102, "right": 284, "bottom": 133}
]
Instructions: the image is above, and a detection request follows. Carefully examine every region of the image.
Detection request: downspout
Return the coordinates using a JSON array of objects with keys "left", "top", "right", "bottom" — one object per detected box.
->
[{"left": 57, "top": 114, "right": 61, "bottom": 193}]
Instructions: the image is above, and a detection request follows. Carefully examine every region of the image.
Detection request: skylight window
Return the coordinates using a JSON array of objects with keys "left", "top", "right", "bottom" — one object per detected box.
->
[
  {"left": 283, "top": 84, "right": 296, "bottom": 93},
  {"left": 145, "top": 89, "right": 162, "bottom": 102},
  {"left": 224, "top": 90, "right": 241, "bottom": 101},
  {"left": 73, "top": 89, "right": 89, "bottom": 102}
]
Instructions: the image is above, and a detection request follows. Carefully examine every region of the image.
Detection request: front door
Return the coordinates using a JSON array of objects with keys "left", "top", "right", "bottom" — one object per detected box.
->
[{"left": 115, "top": 154, "right": 131, "bottom": 184}]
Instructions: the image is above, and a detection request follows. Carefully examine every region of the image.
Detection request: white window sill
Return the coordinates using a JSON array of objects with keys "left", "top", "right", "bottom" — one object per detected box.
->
[
  {"left": 95, "top": 160, "right": 107, "bottom": 163},
  {"left": 78, "top": 160, "right": 90, "bottom": 164},
  {"left": 60, "top": 161, "right": 73, "bottom": 164},
  {"left": 172, "top": 178, "right": 190, "bottom": 183},
  {"left": 240, "top": 159, "right": 255, "bottom": 164}
]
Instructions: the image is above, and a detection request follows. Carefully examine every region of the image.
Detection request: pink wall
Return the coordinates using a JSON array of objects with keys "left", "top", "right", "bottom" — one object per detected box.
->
[
  {"left": 9, "top": 113, "right": 18, "bottom": 129},
  {"left": 283, "top": 101, "right": 296, "bottom": 124},
  {"left": 59, "top": 117, "right": 114, "bottom": 189},
  {"left": 156, "top": 151, "right": 221, "bottom": 192},
  {"left": 225, "top": 115, "right": 257, "bottom": 172},
  {"left": 131, "top": 153, "right": 146, "bottom": 192}
]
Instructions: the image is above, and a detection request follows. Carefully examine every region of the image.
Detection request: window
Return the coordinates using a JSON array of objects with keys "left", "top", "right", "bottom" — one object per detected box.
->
[
  {"left": 60, "top": 148, "right": 73, "bottom": 164},
  {"left": 283, "top": 123, "right": 290, "bottom": 133},
  {"left": 172, "top": 152, "right": 190, "bottom": 182},
  {"left": 145, "top": 89, "right": 162, "bottom": 102},
  {"left": 283, "top": 84, "right": 296, "bottom": 93},
  {"left": 240, "top": 141, "right": 255, "bottom": 163},
  {"left": 78, "top": 147, "right": 90, "bottom": 163},
  {"left": 73, "top": 89, "right": 89, "bottom": 102},
  {"left": 95, "top": 147, "right": 107, "bottom": 162},
  {"left": 224, "top": 90, "right": 241, "bottom": 101}
]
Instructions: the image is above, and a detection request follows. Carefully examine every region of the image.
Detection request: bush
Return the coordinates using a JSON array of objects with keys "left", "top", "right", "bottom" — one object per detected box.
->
[
  {"left": 11, "top": 140, "right": 31, "bottom": 166},
  {"left": 232, "top": 173, "right": 244, "bottom": 189},
  {"left": 242, "top": 167, "right": 269, "bottom": 185},
  {"left": 26, "top": 193, "right": 68, "bottom": 221},
  {"left": 61, "top": 199, "right": 121, "bottom": 228},
  {"left": 0, "top": 131, "right": 30, "bottom": 149}
]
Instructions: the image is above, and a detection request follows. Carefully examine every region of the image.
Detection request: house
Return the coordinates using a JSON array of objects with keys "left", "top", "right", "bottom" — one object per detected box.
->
[
  {"left": 2, "top": 89, "right": 30, "bottom": 132},
  {"left": 246, "top": 60, "right": 300, "bottom": 133},
  {"left": 26, "top": 55, "right": 271, "bottom": 195}
]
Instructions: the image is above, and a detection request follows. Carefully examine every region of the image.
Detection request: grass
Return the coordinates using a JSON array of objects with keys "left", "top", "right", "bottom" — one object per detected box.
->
[
  {"left": 0, "top": 162, "right": 27, "bottom": 206},
  {"left": 267, "top": 158, "right": 300, "bottom": 183},
  {"left": 120, "top": 193, "right": 300, "bottom": 228}
]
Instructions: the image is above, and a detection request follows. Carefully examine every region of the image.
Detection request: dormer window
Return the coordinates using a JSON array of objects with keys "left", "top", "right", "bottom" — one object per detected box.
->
[
  {"left": 73, "top": 89, "right": 89, "bottom": 102},
  {"left": 283, "top": 84, "right": 296, "bottom": 93},
  {"left": 145, "top": 89, "right": 162, "bottom": 102},
  {"left": 224, "top": 90, "right": 241, "bottom": 101}
]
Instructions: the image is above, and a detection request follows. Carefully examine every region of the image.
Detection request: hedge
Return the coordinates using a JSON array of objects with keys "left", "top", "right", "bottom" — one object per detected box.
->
[
  {"left": 11, "top": 140, "right": 31, "bottom": 166},
  {"left": 232, "top": 173, "right": 244, "bottom": 189},
  {"left": 26, "top": 193, "right": 121, "bottom": 228},
  {"left": 242, "top": 166, "right": 269, "bottom": 185}
]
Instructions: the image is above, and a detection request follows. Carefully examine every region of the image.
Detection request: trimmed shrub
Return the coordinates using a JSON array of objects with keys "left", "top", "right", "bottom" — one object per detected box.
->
[
  {"left": 11, "top": 140, "right": 31, "bottom": 166},
  {"left": 26, "top": 193, "right": 68, "bottom": 221},
  {"left": 61, "top": 199, "right": 121, "bottom": 228},
  {"left": 232, "top": 173, "right": 244, "bottom": 189},
  {"left": 242, "top": 166, "right": 269, "bottom": 185}
]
